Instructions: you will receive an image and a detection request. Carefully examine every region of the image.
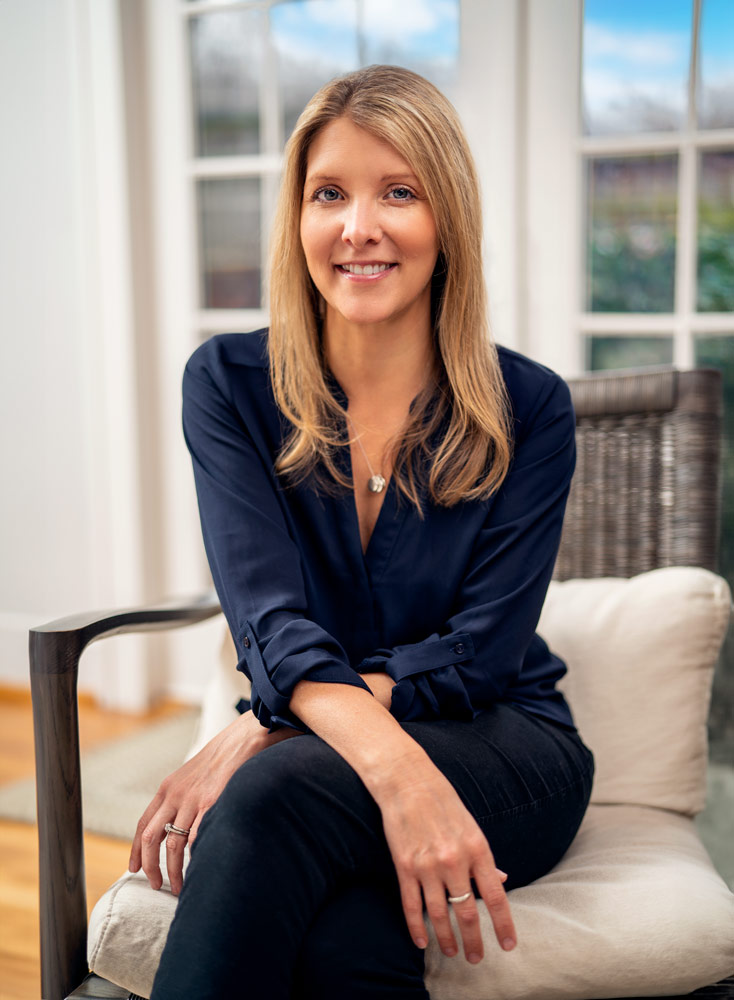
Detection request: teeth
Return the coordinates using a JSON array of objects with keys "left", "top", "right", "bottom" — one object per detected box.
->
[{"left": 341, "top": 263, "right": 392, "bottom": 275}]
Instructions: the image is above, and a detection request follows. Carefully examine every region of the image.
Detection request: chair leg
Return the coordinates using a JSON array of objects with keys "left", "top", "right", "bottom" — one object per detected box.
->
[
  {"left": 30, "top": 632, "right": 88, "bottom": 1000},
  {"left": 65, "top": 973, "right": 133, "bottom": 999}
]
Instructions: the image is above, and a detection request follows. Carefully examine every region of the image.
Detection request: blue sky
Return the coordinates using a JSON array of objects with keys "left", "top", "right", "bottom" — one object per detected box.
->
[
  {"left": 584, "top": 0, "right": 733, "bottom": 79},
  {"left": 269, "top": 0, "right": 459, "bottom": 67},
  {"left": 583, "top": 0, "right": 733, "bottom": 132}
]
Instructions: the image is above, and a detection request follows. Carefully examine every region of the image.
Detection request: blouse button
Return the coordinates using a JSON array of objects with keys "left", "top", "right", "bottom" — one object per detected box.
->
[
  {"left": 453, "top": 642, "right": 465, "bottom": 655},
  {"left": 244, "top": 636, "right": 251, "bottom": 648}
]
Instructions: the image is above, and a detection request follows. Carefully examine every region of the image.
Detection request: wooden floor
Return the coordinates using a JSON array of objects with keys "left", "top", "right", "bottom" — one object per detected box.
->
[{"left": 0, "top": 686, "right": 187, "bottom": 1000}]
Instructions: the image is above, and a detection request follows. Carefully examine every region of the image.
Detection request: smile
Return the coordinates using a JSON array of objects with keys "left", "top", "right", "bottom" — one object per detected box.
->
[{"left": 336, "top": 262, "right": 397, "bottom": 276}]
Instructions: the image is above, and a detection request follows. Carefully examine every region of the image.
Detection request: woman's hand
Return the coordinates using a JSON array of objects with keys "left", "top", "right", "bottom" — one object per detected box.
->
[
  {"left": 377, "top": 759, "right": 515, "bottom": 964},
  {"left": 128, "top": 710, "right": 300, "bottom": 895}
]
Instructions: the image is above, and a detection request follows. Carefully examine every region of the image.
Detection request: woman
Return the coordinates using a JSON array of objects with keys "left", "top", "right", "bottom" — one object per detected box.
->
[{"left": 130, "top": 65, "right": 594, "bottom": 999}]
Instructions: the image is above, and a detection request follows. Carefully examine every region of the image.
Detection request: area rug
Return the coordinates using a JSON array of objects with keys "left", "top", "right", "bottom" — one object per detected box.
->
[{"left": 0, "top": 709, "right": 200, "bottom": 841}]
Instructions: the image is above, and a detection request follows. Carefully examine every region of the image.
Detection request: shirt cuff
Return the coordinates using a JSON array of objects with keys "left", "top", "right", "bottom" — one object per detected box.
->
[
  {"left": 358, "top": 632, "right": 475, "bottom": 681},
  {"left": 238, "top": 618, "right": 372, "bottom": 728}
]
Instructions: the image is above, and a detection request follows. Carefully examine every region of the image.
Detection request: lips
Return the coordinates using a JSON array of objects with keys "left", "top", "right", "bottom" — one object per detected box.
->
[{"left": 336, "top": 262, "right": 397, "bottom": 276}]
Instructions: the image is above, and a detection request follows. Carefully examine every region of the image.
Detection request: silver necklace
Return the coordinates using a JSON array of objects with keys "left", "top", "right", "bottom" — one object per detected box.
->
[{"left": 346, "top": 415, "right": 386, "bottom": 494}]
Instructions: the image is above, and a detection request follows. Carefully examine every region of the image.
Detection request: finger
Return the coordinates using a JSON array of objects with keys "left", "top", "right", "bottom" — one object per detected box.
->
[
  {"left": 165, "top": 814, "right": 195, "bottom": 896},
  {"left": 140, "top": 809, "right": 171, "bottom": 890},
  {"left": 474, "top": 864, "right": 516, "bottom": 952},
  {"left": 129, "top": 791, "right": 164, "bottom": 872},
  {"left": 396, "top": 872, "right": 428, "bottom": 950},
  {"left": 449, "top": 893, "right": 484, "bottom": 963},
  {"left": 423, "top": 878, "right": 458, "bottom": 957},
  {"left": 187, "top": 798, "right": 215, "bottom": 850}
]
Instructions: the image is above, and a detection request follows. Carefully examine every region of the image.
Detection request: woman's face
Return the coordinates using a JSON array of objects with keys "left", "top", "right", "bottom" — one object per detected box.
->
[{"left": 300, "top": 117, "right": 439, "bottom": 335}]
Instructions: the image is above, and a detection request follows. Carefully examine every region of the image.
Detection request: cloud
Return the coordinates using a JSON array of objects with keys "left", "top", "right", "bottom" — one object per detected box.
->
[
  {"left": 304, "top": 0, "right": 458, "bottom": 45},
  {"left": 584, "top": 22, "right": 688, "bottom": 69}
]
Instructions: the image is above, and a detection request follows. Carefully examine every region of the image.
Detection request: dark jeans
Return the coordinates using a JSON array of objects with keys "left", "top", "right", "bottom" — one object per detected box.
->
[{"left": 151, "top": 704, "right": 594, "bottom": 1000}]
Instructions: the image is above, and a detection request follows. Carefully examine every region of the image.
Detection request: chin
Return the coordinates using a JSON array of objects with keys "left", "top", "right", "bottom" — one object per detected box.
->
[{"left": 330, "top": 304, "right": 397, "bottom": 328}]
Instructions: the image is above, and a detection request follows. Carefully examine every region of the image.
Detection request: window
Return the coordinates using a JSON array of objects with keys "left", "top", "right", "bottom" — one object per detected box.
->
[
  {"left": 182, "top": 0, "right": 460, "bottom": 334},
  {"left": 580, "top": 0, "right": 734, "bottom": 755}
]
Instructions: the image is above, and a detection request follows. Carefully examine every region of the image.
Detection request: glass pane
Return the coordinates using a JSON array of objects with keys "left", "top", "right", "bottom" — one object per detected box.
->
[
  {"left": 271, "top": 0, "right": 460, "bottom": 143},
  {"left": 587, "top": 335, "right": 673, "bottom": 370},
  {"left": 271, "top": 1, "right": 359, "bottom": 143},
  {"left": 582, "top": 0, "right": 692, "bottom": 135},
  {"left": 189, "top": 9, "right": 261, "bottom": 156},
  {"left": 585, "top": 155, "right": 678, "bottom": 313},
  {"left": 698, "top": 150, "right": 734, "bottom": 313},
  {"left": 694, "top": 335, "right": 734, "bottom": 758},
  {"left": 360, "top": 0, "right": 459, "bottom": 95},
  {"left": 198, "top": 178, "right": 261, "bottom": 308},
  {"left": 698, "top": 0, "right": 734, "bottom": 129}
]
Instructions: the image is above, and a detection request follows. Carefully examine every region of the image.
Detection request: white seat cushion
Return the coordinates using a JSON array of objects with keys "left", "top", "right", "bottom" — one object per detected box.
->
[{"left": 88, "top": 804, "right": 734, "bottom": 999}]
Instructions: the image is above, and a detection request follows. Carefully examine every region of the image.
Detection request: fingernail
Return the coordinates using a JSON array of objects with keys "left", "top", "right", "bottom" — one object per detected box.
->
[
  {"left": 468, "top": 952, "right": 482, "bottom": 964},
  {"left": 445, "top": 947, "right": 457, "bottom": 957},
  {"left": 415, "top": 938, "right": 427, "bottom": 949},
  {"left": 502, "top": 937, "right": 516, "bottom": 951},
  {"left": 497, "top": 869, "right": 508, "bottom": 879}
]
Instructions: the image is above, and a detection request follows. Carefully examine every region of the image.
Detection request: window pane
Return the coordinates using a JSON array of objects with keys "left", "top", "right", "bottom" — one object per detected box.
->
[
  {"left": 198, "top": 178, "right": 261, "bottom": 309},
  {"left": 698, "top": 0, "right": 734, "bottom": 129},
  {"left": 694, "top": 335, "right": 734, "bottom": 758},
  {"left": 189, "top": 9, "right": 261, "bottom": 156},
  {"left": 582, "top": 0, "right": 692, "bottom": 136},
  {"left": 360, "top": 0, "right": 459, "bottom": 95},
  {"left": 587, "top": 335, "right": 673, "bottom": 370},
  {"left": 698, "top": 150, "right": 734, "bottom": 313},
  {"left": 272, "top": 0, "right": 459, "bottom": 144},
  {"left": 271, "top": 1, "right": 359, "bottom": 143},
  {"left": 585, "top": 155, "right": 678, "bottom": 313}
]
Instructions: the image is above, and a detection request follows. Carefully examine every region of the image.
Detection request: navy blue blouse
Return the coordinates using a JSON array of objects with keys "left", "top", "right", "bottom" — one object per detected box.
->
[{"left": 183, "top": 330, "right": 577, "bottom": 733}]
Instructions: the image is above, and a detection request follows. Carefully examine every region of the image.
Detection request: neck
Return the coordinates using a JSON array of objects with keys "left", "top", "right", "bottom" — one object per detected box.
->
[{"left": 323, "top": 314, "right": 435, "bottom": 409}]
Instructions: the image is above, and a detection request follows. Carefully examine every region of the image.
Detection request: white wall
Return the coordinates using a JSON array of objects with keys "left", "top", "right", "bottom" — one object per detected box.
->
[{"left": 0, "top": 0, "right": 165, "bottom": 708}]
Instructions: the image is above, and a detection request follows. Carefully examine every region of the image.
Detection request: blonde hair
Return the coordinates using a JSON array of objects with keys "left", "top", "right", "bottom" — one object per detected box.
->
[{"left": 269, "top": 64, "right": 512, "bottom": 509}]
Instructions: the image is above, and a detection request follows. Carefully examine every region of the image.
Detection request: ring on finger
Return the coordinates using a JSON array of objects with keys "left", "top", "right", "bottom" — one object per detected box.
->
[
  {"left": 164, "top": 822, "right": 191, "bottom": 838},
  {"left": 447, "top": 890, "right": 472, "bottom": 905}
]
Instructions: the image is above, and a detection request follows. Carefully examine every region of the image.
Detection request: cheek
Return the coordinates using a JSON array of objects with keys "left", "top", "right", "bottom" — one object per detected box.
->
[
  {"left": 300, "top": 215, "right": 332, "bottom": 272},
  {"left": 407, "top": 210, "right": 439, "bottom": 265}
]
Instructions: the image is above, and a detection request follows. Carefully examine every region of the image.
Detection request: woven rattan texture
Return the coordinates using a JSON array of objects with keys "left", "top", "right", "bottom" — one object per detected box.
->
[{"left": 555, "top": 369, "right": 722, "bottom": 580}]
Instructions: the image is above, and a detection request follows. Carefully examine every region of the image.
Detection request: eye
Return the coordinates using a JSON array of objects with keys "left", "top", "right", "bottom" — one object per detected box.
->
[
  {"left": 387, "top": 186, "right": 416, "bottom": 202},
  {"left": 313, "top": 186, "right": 342, "bottom": 203}
]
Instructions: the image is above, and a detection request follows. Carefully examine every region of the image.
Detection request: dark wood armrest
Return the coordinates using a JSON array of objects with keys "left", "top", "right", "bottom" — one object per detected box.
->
[{"left": 29, "top": 592, "right": 222, "bottom": 1000}]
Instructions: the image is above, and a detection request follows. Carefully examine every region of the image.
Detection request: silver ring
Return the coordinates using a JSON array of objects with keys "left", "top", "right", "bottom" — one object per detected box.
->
[
  {"left": 164, "top": 822, "right": 191, "bottom": 838},
  {"left": 447, "top": 891, "right": 472, "bottom": 905}
]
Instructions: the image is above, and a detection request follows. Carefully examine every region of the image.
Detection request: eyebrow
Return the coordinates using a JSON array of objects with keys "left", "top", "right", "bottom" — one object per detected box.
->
[{"left": 305, "top": 172, "right": 421, "bottom": 184}]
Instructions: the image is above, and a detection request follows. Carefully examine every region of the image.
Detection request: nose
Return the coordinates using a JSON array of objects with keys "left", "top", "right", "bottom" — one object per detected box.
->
[{"left": 341, "top": 198, "right": 382, "bottom": 249}]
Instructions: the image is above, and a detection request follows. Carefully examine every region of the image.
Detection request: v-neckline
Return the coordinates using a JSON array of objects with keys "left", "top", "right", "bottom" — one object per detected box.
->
[{"left": 326, "top": 367, "right": 409, "bottom": 576}]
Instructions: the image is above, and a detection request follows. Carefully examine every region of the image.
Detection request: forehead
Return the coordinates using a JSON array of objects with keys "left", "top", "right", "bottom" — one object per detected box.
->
[{"left": 305, "top": 118, "right": 417, "bottom": 179}]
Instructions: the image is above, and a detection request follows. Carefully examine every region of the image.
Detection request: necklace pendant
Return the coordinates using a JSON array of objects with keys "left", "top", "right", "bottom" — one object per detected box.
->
[{"left": 368, "top": 474, "right": 386, "bottom": 494}]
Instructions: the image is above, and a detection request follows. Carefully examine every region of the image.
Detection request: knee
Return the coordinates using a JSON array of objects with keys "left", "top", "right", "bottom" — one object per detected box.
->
[{"left": 199, "top": 735, "right": 349, "bottom": 839}]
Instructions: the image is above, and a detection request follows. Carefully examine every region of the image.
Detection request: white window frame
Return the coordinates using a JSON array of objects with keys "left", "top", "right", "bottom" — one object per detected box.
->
[{"left": 523, "top": 0, "right": 734, "bottom": 376}]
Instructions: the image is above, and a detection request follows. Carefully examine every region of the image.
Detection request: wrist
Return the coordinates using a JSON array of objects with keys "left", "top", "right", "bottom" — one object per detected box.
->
[
  {"left": 241, "top": 709, "right": 302, "bottom": 752},
  {"left": 361, "top": 740, "right": 439, "bottom": 804}
]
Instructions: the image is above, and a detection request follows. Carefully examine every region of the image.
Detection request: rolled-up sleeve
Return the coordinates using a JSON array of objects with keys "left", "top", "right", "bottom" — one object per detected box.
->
[
  {"left": 183, "top": 357, "right": 371, "bottom": 731},
  {"left": 357, "top": 375, "right": 576, "bottom": 723}
]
